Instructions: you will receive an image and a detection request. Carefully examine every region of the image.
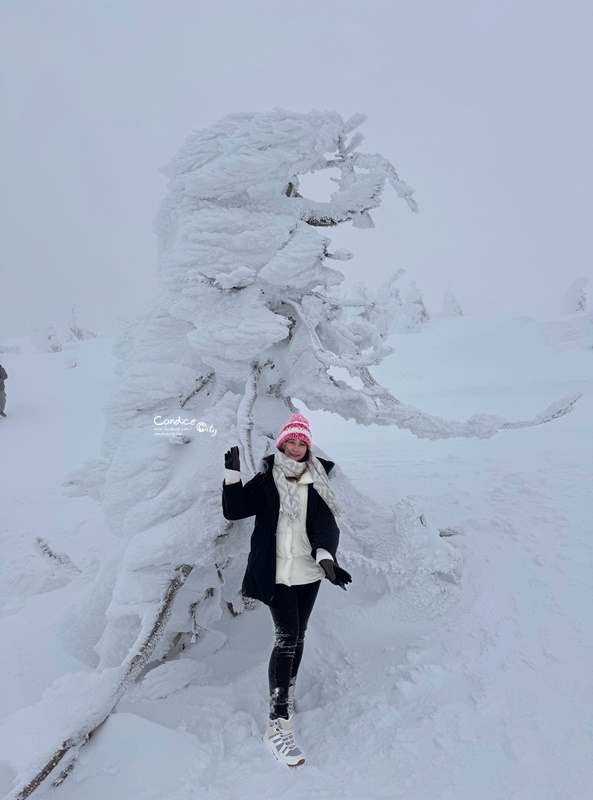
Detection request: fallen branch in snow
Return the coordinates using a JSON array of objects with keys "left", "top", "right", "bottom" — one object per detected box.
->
[
  {"left": 9, "top": 564, "right": 193, "bottom": 800},
  {"left": 35, "top": 537, "right": 81, "bottom": 573},
  {"left": 439, "top": 528, "right": 462, "bottom": 538},
  {"left": 167, "top": 434, "right": 192, "bottom": 445}
]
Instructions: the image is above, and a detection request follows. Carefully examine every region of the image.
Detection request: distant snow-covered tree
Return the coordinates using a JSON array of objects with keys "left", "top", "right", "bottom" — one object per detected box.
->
[
  {"left": 360, "top": 270, "right": 414, "bottom": 337},
  {"left": 30, "top": 319, "right": 62, "bottom": 353},
  {"left": 442, "top": 287, "right": 463, "bottom": 317},
  {"left": 67, "top": 304, "right": 97, "bottom": 341},
  {"left": 563, "top": 277, "right": 589, "bottom": 315},
  {"left": 406, "top": 281, "right": 430, "bottom": 326},
  {"left": 323, "top": 271, "right": 410, "bottom": 348}
]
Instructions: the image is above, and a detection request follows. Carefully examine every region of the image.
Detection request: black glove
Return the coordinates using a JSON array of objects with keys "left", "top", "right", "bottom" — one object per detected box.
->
[
  {"left": 319, "top": 559, "right": 352, "bottom": 591},
  {"left": 224, "top": 446, "right": 240, "bottom": 471}
]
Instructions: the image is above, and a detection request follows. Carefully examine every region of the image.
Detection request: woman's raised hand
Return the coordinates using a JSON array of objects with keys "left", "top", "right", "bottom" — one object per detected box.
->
[{"left": 224, "top": 446, "right": 240, "bottom": 471}]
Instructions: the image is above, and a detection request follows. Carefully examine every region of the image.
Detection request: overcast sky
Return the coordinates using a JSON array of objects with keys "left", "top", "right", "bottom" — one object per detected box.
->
[{"left": 1, "top": 0, "right": 592, "bottom": 338}]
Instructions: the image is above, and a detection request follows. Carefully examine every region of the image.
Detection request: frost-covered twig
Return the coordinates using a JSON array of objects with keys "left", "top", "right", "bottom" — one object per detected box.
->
[
  {"left": 9, "top": 564, "right": 193, "bottom": 800},
  {"left": 500, "top": 393, "right": 582, "bottom": 429},
  {"left": 179, "top": 371, "right": 214, "bottom": 408},
  {"left": 310, "top": 290, "right": 369, "bottom": 309}
]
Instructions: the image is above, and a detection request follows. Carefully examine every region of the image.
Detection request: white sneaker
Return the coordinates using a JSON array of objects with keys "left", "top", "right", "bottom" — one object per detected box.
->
[{"left": 263, "top": 716, "right": 305, "bottom": 766}]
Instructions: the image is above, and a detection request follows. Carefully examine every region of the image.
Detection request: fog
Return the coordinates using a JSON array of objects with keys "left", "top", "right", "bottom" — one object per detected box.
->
[{"left": 1, "top": 0, "right": 591, "bottom": 337}]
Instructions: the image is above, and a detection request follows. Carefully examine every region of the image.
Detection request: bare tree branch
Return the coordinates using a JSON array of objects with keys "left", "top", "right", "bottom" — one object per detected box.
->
[{"left": 179, "top": 372, "right": 214, "bottom": 408}]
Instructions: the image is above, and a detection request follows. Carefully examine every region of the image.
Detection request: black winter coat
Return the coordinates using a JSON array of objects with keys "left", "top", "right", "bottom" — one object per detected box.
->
[{"left": 222, "top": 454, "right": 340, "bottom": 605}]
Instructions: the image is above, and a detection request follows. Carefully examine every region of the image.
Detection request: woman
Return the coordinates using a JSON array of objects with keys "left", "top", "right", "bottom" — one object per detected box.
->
[{"left": 222, "top": 414, "right": 352, "bottom": 766}]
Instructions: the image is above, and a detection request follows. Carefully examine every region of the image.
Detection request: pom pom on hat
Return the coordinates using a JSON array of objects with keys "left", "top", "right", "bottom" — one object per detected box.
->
[{"left": 276, "top": 414, "right": 312, "bottom": 451}]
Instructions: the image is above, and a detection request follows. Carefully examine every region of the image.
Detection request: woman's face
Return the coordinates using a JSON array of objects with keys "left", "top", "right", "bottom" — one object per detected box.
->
[{"left": 283, "top": 438, "right": 308, "bottom": 461}]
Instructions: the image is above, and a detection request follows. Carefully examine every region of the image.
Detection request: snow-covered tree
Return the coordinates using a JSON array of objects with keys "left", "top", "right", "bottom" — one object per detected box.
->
[
  {"left": 29, "top": 319, "right": 62, "bottom": 353},
  {"left": 405, "top": 281, "right": 430, "bottom": 326},
  {"left": 442, "top": 287, "right": 463, "bottom": 317},
  {"left": 87, "top": 106, "right": 578, "bottom": 665},
  {"left": 563, "top": 277, "right": 589, "bottom": 315},
  {"left": 67, "top": 304, "right": 97, "bottom": 341},
  {"left": 81, "top": 110, "right": 580, "bottom": 666},
  {"left": 17, "top": 110, "right": 581, "bottom": 796},
  {"left": 358, "top": 270, "right": 414, "bottom": 337},
  {"left": 320, "top": 271, "right": 410, "bottom": 349},
  {"left": 91, "top": 108, "right": 432, "bottom": 669}
]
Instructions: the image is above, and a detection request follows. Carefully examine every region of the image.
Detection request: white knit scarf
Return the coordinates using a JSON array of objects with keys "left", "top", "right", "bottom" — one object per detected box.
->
[{"left": 272, "top": 449, "right": 343, "bottom": 521}]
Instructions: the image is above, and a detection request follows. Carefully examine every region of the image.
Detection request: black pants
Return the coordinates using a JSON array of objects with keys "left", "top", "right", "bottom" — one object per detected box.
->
[{"left": 268, "top": 580, "right": 321, "bottom": 719}]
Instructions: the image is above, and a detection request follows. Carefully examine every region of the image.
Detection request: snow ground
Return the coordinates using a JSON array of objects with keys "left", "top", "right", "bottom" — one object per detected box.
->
[{"left": 0, "top": 309, "right": 591, "bottom": 800}]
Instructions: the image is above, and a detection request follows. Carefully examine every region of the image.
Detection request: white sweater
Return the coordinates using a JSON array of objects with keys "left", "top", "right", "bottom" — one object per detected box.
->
[{"left": 225, "top": 468, "right": 333, "bottom": 586}]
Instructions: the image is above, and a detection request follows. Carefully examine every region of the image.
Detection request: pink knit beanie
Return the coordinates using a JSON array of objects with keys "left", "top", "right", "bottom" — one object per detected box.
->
[{"left": 276, "top": 414, "right": 312, "bottom": 451}]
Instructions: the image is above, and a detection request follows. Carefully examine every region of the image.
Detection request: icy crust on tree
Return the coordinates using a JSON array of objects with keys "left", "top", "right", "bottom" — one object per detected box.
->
[{"left": 158, "top": 110, "right": 417, "bottom": 220}]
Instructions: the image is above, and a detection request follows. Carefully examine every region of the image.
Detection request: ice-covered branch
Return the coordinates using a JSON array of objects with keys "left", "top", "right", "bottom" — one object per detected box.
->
[
  {"left": 7, "top": 565, "right": 193, "bottom": 800},
  {"left": 351, "top": 366, "right": 582, "bottom": 439},
  {"left": 353, "top": 152, "right": 419, "bottom": 213},
  {"left": 292, "top": 166, "right": 388, "bottom": 227},
  {"left": 284, "top": 298, "right": 385, "bottom": 368},
  {"left": 501, "top": 393, "right": 582, "bottom": 429},
  {"left": 237, "top": 363, "right": 260, "bottom": 474}
]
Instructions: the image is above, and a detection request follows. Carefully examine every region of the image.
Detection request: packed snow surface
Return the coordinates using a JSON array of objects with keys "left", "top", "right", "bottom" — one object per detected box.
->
[{"left": 0, "top": 309, "right": 591, "bottom": 799}]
